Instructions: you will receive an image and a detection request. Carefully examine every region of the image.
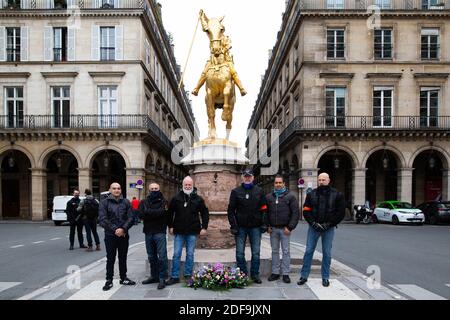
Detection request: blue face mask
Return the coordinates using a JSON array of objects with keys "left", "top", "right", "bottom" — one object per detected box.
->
[
  {"left": 273, "top": 187, "right": 287, "bottom": 197},
  {"left": 243, "top": 182, "right": 253, "bottom": 190}
]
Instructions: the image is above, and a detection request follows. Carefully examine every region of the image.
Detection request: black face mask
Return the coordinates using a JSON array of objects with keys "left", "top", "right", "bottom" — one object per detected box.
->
[
  {"left": 149, "top": 191, "right": 161, "bottom": 199},
  {"left": 317, "top": 185, "right": 330, "bottom": 192}
]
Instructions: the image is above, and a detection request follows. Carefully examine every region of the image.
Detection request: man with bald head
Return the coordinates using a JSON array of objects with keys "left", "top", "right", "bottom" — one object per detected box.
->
[
  {"left": 298, "top": 172, "right": 345, "bottom": 287},
  {"left": 138, "top": 183, "right": 169, "bottom": 289},
  {"left": 166, "top": 176, "right": 209, "bottom": 285},
  {"left": 99, "top": 182, "right": 136, "bottom": 291}
]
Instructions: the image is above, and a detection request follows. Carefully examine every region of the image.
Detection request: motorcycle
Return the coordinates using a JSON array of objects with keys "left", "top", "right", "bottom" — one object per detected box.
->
[{"left": 353, "top": 204, "right": 374, "bottom": 224}]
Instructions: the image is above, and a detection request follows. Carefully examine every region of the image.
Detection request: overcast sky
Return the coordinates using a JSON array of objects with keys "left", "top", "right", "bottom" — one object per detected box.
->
[{"left": 158, "top": 0, "right": 286, "bottom": 148}]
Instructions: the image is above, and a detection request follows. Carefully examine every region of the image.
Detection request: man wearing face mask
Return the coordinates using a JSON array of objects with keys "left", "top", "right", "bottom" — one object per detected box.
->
[
  {"left": 138, "top": 183, "right": 169, "bottom": 290},
  {"left": 227, "top": 169, "right": 268, "bottom": 284},
  {"left": 166, "top": 176, "right": 209, "bottom": 285},
  {"left": 298, "top": 173, "right": 345, "bottom": 288}
]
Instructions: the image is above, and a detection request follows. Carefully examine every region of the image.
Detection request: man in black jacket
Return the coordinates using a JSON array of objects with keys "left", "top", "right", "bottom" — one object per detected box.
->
[
  {"left": 297, "top": 173, "right": 345, "bottom": 287},
  {"left": 266, "top": 174, "right": 299, "bottom": 284},
  {"left": 139, "top": 183, "right": 168, "bottom": 289},
  {"left": 66, "top": 189, "right": 86, "bottom": 250},
  {"left": 227, "top": 169, "right": 268, "bottom": 284},
  {"left": 166, "top": 176, "right": 209, "bottom": 285},
  {"left": 99, "top": 182, "right": 136, "bottom": 291}
]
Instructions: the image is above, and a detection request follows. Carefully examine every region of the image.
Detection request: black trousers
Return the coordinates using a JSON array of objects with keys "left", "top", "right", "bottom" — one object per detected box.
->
[
  {"left": 105, "top": 233, "right": 129, "bottom": 281},
  {"left": 84, "top": 219, "right": 100, "bottom": 246},
  {"left": 69, "top": 219, "right": 84, "bottom": 247}
]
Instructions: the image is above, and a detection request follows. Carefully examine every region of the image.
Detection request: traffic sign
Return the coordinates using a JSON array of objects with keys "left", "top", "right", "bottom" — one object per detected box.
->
[
  {"left": 136, "top": 179, "right": 143, "bottom": 186},
  {"left": 136, "top": 184, "right": 144, "bottom": 189},
  {"left": 298, "top": 178, "right": 305, "bottom": 189},
  {"left": 129, "top": 183, "right": 137, "bottom": 188}
]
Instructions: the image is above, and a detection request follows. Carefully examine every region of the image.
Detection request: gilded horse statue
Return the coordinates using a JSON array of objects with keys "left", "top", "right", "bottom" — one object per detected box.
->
[{"left": 192, "top": 10, "right": 247, "bottom": 141}]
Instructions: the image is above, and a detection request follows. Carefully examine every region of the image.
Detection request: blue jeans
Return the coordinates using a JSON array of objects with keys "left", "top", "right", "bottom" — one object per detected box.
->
[
  {"left": 301, "top": 225, "right": 335, "bottom": 280},
  {"left": 145, "top": 233, "right": 168, "bottom": 280},
  {"left": 171, "top": 234, "right": 197, "bottom": 278},
  {"left": 235, "top": 227, "right": 262, "bottom": 277}
]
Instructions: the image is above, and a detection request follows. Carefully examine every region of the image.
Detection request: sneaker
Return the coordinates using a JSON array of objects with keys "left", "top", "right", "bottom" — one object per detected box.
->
[
  {"left": 157, "top": 280, "right": 166, "bottom": 290},
  {"left": 102, "top": 280, "right": 113, "bottom": 291},
  {"left": 282, "top": 275, "right": 291, "bottom": 284},
  {"left": 95, "top": 244, "right": 101, "bottom": 251},
  {"left": 119, "top": 278, "right": 136, "bottom": 286},
  {"left": 80, "top": 244, "right": 88, "bottom": 249},
  {"left": 69, "top": 245, "right": 74, "bottom": 250},
  {"left": 86, "top": 246, "right": 93, "bottom": 252},
  {"left": 322, "top": 279, "right": 330, "bottom": 287},
  {"left": 142, "top": 277, "right": 159, "bottom": 285},
  {"left": 251, "top": 276, "right": 262, "bottom": 284},
  {"left": 267, "top": 274, "right": 280, "bottom": 281},
  {"left": 166, "top": 278, "right": 180, "bottom": 286},
  {"left": 297, "top": 277, "right": 308, "bottom": 285}
]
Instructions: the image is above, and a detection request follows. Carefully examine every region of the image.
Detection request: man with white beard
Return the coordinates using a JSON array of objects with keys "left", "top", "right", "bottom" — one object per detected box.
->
[{"left": 166, "top": 176, "right": 209, "bottom": 285}]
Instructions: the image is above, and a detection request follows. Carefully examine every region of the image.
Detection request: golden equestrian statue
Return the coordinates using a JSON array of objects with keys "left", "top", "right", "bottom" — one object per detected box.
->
[{"left": 192, "top": 10, "right": 247, "bottom": 141}]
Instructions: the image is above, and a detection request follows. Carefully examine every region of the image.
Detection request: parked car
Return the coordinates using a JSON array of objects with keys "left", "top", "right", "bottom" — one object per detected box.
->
[
  {"left": 373, "top": 201, "right": 425, "bottom": 225},
  {"left": 416, "top": 201, "right": 450, "bottom": 225},
  {"left": 51, "top": 195, "right": 85, "bottom": 226}
]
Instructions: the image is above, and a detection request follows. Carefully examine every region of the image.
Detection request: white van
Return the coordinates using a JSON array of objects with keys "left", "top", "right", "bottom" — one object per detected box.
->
[{"left": 52, "top": 195, "right": 85, "bottom": 226}]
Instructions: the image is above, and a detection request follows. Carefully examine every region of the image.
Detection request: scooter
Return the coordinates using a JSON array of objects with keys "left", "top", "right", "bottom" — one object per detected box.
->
[{"left": 353, "top": 204, "right": 374, "bottom": 224}]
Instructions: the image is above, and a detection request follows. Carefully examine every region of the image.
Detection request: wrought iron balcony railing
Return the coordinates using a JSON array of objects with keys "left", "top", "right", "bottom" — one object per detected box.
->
[
  {"left": 0, "top": 0, "right": 145, "bottom": 10},
  {"left": 279, "top": 115, "right": 450, "bottom": 144},
  {"left": 297, "top": 0, "right": 450, "bottom": 10},
  {"left": 0, "top": 114, "right": 174, "bottom": 149}
]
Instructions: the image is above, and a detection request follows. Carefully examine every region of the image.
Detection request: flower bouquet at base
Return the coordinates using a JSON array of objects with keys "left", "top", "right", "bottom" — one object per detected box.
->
[{"left": 186, "top": 263, "right": 250, "bottom": 290}]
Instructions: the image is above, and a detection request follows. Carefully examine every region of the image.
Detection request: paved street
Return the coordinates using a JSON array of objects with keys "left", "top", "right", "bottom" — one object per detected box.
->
[
  {"left": 0, "top": 220, "right": 449, "bottom": 300},
  {"left": 0, "top": 222, "right": 145, "bottom": 299},
  {"left": 290, "top": 220, "right": 450, "bottom": 299}
]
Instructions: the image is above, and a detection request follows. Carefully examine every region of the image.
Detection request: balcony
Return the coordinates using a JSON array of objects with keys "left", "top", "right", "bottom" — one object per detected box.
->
[
  {"left": 297, "top": 0, "right": 450, "bottom": 10},
  {"left": 0, "top": 0, "right": 145, "bottom": 10},
  {"left": 0, "top": 114, "right": 174, "bottom": 151},
  {"left": 279, "top": 115, "right": 450, "bottom": 145}
]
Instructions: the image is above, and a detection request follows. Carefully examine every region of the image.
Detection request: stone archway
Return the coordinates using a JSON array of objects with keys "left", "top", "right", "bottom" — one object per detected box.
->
[
  {"left": 91, "top": 150, "right": 127, "bottom": 199},
  {"left": 45, "top": 149, "right": 79, "bottom": 219},
  {"left": 317, "top": 149, "right": 354, "bottom": 208},
  {"left": 412, "top": 149, "right": 448, "bottom": 205},
  {"left": 1, "top": 150, "right": 32, "bottom": 219},
  {"left": 365, "top": 149, "right": 401, "bottom": 207}
]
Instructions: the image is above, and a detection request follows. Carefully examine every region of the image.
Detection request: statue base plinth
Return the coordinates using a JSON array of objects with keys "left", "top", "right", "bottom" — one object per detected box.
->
[{"left": 181, "top": 143, "right": 249, "bottom": 249}]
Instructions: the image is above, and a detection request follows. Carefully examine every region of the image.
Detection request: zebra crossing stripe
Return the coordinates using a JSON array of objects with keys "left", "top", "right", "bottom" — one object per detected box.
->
[
  {"left": 307, "top": 278, "right": 362, "bottom": 300},
  {"left": 67, "top": 280, "right": 121, "bottom": 300},
  {"left": 0, "top": 282, "right": 22, "bottom": 294},
  {"left": 389, "top": 284, "right": 446, "bottom": 300}
]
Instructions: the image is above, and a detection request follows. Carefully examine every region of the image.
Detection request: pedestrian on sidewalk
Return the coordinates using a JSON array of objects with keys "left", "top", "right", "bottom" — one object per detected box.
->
[
  {"left": 227, "top": 169, "right": 268, "bottom": 284},
  {"left": 66, "top": 188, "right": 87, "bottom": 250},
  {"left": 298, "top": 173, "right": 345, "bottom": 288},
  {"left": 139, "top": 183, "right": 169, "bottom": 290},
  {"left": 266, "top": 174, "right": 299, "bottom": 284},
  {"left": 166, "top": 176, "right": 209, "bottom": 285},
  {"left": 131, "top": 196, "right": 141, "bottom": 225},
  {"left": 77, "top": 189, "right": 101, "bottom": 252},
  {"left": 99, "top": 182, "right": 136, "bottom": 291}
]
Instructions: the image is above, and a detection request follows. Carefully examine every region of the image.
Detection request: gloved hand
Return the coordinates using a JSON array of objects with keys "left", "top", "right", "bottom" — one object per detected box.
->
[
  {"left": 312, "top": 222, "right": 325, "bottom": 232},
  {"left": 230, "top": 227, "right": 239, "bottom": 235},
  {"left": 260, "top": 225, "right": 268, "bottom": 234},
  {"left": 321, "top": 222, "right": 333, "bottom": 231}
]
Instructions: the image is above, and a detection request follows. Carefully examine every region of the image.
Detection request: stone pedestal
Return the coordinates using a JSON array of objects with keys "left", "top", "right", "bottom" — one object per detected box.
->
[{"left": 181, "top": 142, "right": 248, "bottom": 249}]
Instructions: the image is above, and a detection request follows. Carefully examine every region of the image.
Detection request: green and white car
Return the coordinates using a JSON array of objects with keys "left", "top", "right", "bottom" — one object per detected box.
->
[{"left": 373, "top": 201, "right": 425, "bottom": 225}]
